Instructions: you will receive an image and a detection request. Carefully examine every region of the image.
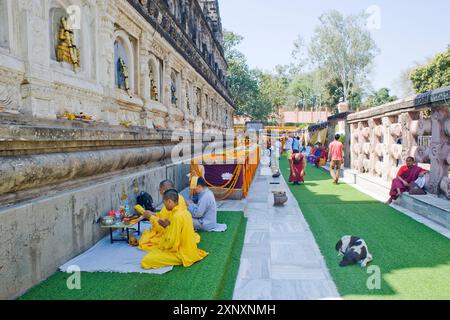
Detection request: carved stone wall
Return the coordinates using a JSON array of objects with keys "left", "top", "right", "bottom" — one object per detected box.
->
[
  {"left": 0, "top": 0, "right": 234, "bottom": 129},
  {"left": 347, "top": 86, "right": 450, "bottom": 199}
]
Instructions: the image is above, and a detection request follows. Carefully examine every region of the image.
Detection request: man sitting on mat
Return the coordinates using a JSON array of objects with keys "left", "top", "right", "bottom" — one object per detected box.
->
[
  {"left": 138, "top": 180, "right": 187, "bottom": 251},
  {"left": 187, "top": 177, "right": 219, "bottom": 232},
  {"left": 141, "top": 189, "right": 208, "bottom": 269}
]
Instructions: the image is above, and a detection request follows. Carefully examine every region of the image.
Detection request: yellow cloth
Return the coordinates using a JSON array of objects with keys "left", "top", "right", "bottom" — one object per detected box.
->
[
  {"left": 139, "top": 195, "right": 197, "bottom": 251},
  {"left": 141, "top": 204, "right": 208, "bottom": 269}
]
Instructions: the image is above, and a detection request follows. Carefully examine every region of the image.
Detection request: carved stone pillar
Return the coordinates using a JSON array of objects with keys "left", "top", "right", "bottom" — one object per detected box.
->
[
  {"left": 163, "top": 54, "right": 172, "bottom": 106},
  {"left": 368, "top": 119, "right": 377, "bottom": 176},
  {"left": 428, "top": 107, "right": 448, "bottom": 195},
  {"left": 98, "top": 1, "right": 117, "bottom": 90},
  {"left": 382, "top": 117, "right": 393, "bottom": 181},
  {"left": 344, "top": 121, "right": 351, "bottom": 168},
  {"left": 400, "top": 112, "right": 413, "bottom": 161},
  {"left": 139, "top": 33, "right": 151, "bottom": 104},
  {"left": 327, "top": 120, "right": 335, "bottom": 148},
  {"left": 18, "top": 0, "right": 54, "bottom": 118}
]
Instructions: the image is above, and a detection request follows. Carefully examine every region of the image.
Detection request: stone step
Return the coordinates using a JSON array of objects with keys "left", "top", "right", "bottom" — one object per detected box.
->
[{"left": 321, "top": 165, "right": 450, "bottom": 230}]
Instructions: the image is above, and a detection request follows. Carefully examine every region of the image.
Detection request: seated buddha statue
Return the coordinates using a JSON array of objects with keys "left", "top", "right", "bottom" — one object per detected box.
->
[{"left": 56, "top": 17, "right": 80, "bottom": 70}]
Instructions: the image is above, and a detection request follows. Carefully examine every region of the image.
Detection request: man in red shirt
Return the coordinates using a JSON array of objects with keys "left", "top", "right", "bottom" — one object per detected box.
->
[{"left": 328, "top": 134, "right": 344, "bottom": 184}]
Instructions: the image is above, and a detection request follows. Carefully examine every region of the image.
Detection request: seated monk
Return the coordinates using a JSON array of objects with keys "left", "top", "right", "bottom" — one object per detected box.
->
[
  {"left": 386, "top": 157, "right": 427, "bottom": 204},
  {"left": 141, "top": 189, "right": 208, "bottom": 269},
  {"left": 188, "top": 177, "right": 219, "bottom": 232},
  {"left": 138, "top": 180, "right": 192, "bottom": 251},
  {"left": 314, "top": 146, "right": 328, "bottom": 168}
]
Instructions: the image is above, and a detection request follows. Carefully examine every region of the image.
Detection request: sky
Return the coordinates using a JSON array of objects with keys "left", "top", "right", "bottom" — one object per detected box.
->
[{"left": 218, "top": 0, "right": 450, "bottom": 97}]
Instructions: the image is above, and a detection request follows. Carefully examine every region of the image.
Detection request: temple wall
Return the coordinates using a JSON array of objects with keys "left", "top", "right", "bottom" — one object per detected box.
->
[
  {"left": 0, "top": 0, "right": 234, "bottom": 129},
  {"left": 0, "top": 0, "right": 235, "bottom": 299},
  {"left": 0, "top": 114, "right": 233, "bottom": 299}
]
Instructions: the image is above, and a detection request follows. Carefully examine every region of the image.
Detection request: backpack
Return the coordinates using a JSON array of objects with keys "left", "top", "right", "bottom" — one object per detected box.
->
[{"left": 136, "top": 192, "right": 156, "bottom": 212}]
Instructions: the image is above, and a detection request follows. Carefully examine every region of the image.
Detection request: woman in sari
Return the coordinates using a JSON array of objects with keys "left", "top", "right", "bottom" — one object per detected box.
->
[
  {"left": 386, "top": 157, "right": 427, "bottom": 204},
  {"left": 314, "top": 146, "right": 328, "bottom": 168},
  {"left": 290, "top": 152, "right": 306, "bottom": 185}
]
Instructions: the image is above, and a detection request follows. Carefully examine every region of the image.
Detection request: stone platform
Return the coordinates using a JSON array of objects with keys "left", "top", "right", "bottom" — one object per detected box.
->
[{"left": 323, "top": 164, "right": 450, "bottom": 230}]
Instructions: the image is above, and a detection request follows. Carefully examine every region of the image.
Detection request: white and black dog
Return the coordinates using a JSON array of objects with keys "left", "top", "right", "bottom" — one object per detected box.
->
[{"left": 335, "top": 236, "right": 373, "bottom": 268}]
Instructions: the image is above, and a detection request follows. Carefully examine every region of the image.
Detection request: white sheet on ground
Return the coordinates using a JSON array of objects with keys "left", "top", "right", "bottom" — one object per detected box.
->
[
  {"left": 211, "top": 223, "right": 228, "bottom": 232},
  {"left": 59, "top": 222, "right": 173, "bottom": 274}
]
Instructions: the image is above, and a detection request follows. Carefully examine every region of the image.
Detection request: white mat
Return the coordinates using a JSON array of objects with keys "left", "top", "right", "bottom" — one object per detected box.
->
[
  {"left": 211, "top": 223, "right": 228, "bottom": 232},
  {"left": 59, "top": 222, "right": 173, "bottom": 275}
]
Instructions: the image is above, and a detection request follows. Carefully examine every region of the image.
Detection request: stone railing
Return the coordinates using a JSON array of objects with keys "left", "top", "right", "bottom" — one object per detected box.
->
[{"left": 347, "top": 86, "right": 450, "bottom": 199}]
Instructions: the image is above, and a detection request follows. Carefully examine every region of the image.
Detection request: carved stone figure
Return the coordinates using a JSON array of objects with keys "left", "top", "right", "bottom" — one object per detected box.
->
[
  {"left": 170, "top": 79, "right": 177, "bottom": 105},
  {"left": 56, "top": 17, "right": 80, "bottom": 70},
  {"left": 150, "top": 79, "right": 158, "bottom": 101},
  {"left": 117, "top": 58, "right": 131, "bottom": 96},
  {"left": 186, "top": 91, "right": 190, "bottom": 112}
]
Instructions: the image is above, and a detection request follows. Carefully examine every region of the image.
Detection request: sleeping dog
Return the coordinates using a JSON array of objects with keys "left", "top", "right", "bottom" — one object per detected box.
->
[{"left": 335, "top": 236, "right": 373, "bottom": 268}]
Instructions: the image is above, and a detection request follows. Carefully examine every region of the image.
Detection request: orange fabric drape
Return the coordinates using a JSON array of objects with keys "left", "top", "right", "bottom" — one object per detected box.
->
[{"left": 190, "top": 144, "right": 260, "bottom": 200}]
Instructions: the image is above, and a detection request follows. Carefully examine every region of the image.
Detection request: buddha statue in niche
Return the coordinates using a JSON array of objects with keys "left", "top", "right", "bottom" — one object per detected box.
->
[
  {"left": 56, "top": 17, "right": 80, "bottom": 70},
  {"left": 117, "top": 57, "right": 131, "bottom": 97},
  {"left": 150, "top": 68, "right": 158, "bottom": 101}
]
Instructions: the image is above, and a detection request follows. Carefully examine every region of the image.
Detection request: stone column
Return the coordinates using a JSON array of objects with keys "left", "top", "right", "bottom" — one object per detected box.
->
[
  {"left": 344, "top": 121, "right": 351, "bottom": 168},
  {"left": 138, "top": 32, "right": 154, "bottom": 128},
  {"left": 382, "top": 116, "right": 393, "bottom": 181},
  {"left": 139, "top": 33, "right": 151, "bottom": 104},
  {"left": 327, "top": 120, "right": 335, "bottom": 148},
  {"left": 368, "top": 118, "right": 376, "bottom": 176},
  {"left": 163, "top": 54, "right": 172, "bottom": 107},
  {"left": 18, "top": 0, "right": 54, "bottom": 118},
  {"left": 400, "top": 112, "right": 413, "bottom": 162},
  {"left": 428, "top": 107, "right": 448, "bottom": 195},
  {"left": 98, "top": 1, "right": 117, "bottom": 90}
]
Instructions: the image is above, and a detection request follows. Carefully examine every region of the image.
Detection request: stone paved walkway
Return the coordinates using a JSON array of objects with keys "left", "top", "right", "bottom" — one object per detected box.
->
[{"left": 222, "top": 164, "right": 340, "bottom": 300}]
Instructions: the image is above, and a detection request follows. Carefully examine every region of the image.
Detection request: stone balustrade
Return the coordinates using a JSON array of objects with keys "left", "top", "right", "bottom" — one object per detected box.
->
[{"left": 347, "top": 86, "right": 450, "bottom": 199}]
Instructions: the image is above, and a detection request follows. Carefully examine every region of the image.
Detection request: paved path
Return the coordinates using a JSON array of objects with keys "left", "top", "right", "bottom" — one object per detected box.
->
[{"left": 225, "top": 164, "right": 340, "bottom": 300}]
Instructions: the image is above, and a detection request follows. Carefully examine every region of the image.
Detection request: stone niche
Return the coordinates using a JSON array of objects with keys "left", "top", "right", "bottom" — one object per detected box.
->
[{"left": 114, "top": 30, "right": 137, "bottom": 97}]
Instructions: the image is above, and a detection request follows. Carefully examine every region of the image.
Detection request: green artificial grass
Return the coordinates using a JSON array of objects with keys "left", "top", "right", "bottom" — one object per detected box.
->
[
  {"left": 281, "top": 157, "right": 450, "bottom": 300},
  {"left": 20, "top": 211, "right": 246, "bottom": 300}
]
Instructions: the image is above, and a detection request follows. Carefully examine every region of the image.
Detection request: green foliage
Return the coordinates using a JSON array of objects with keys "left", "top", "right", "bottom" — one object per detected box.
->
[
  {"left": 362, "top": 88, "right": 397, "bottom": 110},
  {"left": 410, "top": 46, "right": 450, "bottom": 93},
  {"left": 308, "top": 10, "right": 379, "bottom": 102},
  {"left": 223, "top": 30, "right": 275, "bottom": 121}
]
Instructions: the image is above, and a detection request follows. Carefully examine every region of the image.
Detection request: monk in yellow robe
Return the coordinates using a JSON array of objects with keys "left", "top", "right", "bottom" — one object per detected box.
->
[
  {"left": 141, "top": 189, "right": 208, "bottom": 269},
  {"left": 138, "top": 180, "right": 190, "bottom": 251}
]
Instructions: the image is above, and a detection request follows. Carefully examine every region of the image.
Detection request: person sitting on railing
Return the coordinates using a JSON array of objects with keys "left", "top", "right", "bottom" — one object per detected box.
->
[
  {"left": 188, "top": 177, "right": 219, "bottom": 232},
  {"left": 141, "top": 189, "right": 208, "bottom": 269},
  {"left": 386, "top": 157, "right": 428, "bottom": 205}
]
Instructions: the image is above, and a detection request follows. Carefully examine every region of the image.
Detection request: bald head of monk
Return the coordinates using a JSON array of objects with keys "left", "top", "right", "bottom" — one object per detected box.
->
[{"left": 159, "top": 180, "right": 175, "bottom": 196}]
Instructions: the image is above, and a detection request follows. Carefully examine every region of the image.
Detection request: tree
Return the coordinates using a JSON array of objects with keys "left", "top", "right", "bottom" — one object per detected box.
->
[
  {"left": 362, "top": 88, "right": 398, "bottom": 109},
  {"left": 410, "top": 46, "right": 450, "bottom": 93},
  {"left": 223, "top": 30, "right": 275, "bottom": 121},
  {"left": 322, "top": 76, "right": 363, "bottom": 112},
  {"left": 308, "top": 10, "right": 379, "bottom": 103},
  {"left": 255, "top": 69, "right": 289, "bottom": 110}
]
